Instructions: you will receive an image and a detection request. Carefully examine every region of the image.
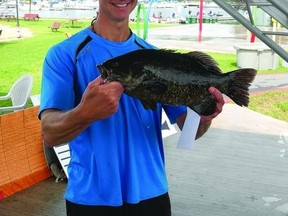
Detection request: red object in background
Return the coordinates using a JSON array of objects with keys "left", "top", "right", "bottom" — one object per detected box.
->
[
  {"left": 250, "top": 33, "right": 256, "bottom": 43},
  {"left": 198, "top": 0, "right": 204, "bottom": 42}
]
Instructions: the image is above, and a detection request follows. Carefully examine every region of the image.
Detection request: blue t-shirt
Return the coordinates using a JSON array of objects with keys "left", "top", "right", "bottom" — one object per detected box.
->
[{"left": 40, "top": 27, "right": 187, "bottom": 206}]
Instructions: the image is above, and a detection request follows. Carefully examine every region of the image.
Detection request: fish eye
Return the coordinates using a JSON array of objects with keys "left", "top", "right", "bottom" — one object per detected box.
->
[{"left": 112, "top": 62, "right": 119, "bottom": 67}]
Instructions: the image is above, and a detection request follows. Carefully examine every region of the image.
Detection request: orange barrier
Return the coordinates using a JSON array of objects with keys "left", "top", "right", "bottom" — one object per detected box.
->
[{"left": 0, "top": 107, "right": 51, "bottom": 199}]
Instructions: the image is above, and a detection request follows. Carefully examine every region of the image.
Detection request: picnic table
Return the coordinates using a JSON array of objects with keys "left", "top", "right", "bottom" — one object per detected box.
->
[
  {"left": 69, "top": 18, "right": 78, "bottom": 27},
  {"left": 68, "top": 18, "right": 83, "bottom": 28},
  {"left": 0, "top": 14, "right": 16, "bottom": 21},
  {"left": 23, "top": 13, "right": 40, "bottom": 21},
  {"left": 5, "top": 14, "right": 16, "bottom": 21}
]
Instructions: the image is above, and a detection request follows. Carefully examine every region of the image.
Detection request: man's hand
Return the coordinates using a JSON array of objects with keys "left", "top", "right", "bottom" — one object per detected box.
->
[
  {"left": 76, "top": 76, "right": 124, "bottom": 123},
  {"left": 200, "top": 86, "right": 225, "bottom": 123},
  {"left": 195, "top": 86, "right": 225, "bottom": 139}
]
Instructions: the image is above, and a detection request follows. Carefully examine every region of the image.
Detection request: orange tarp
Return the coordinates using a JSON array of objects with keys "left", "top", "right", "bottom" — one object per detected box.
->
[{"left": 0, "top": 107, "right": 51, "bottom": 199}]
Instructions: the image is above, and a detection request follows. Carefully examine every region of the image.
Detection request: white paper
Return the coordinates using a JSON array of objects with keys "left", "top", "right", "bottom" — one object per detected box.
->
[{"left": 177, "top": 108, "right": 200, "bottom": 149}]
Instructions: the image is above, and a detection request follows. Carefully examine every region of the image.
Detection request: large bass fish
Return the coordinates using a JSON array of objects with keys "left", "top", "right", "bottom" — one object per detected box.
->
[{"left": 97, "top": 49, "right": 257, "bottom": 116}]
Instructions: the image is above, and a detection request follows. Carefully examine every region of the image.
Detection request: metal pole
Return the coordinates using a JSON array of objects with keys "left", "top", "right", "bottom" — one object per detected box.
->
[
  {"left": 212, "top": 0, "right": 288, "bottom": 63},
  {"left": 245, "top": 0, "right": 256, "bottom": 42},
  {"left": 15, "top": 0, "right": 20, "bottom": 27},
  {"left": 15, "top": 0, "right": 21, "bottom": 38},
  {"left": 29, "top": 0, "right": 32, "bottom": 14},
  {"left": 245, "top": 0, "right": 254, "bottom": 25},
  {"left": 267, "top": 0, "right": 288, "bottom": 16}
]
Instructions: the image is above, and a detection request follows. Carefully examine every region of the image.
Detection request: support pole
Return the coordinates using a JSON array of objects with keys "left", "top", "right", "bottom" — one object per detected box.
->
[
  {"left": 198, "top": 0, "right": 204, "bottom": 42},
  {"left": 212, "top": 0, "right": 288, "bottom": 63},
  {"left": 15, "top": 0, "right": 21, "bottom": 38}
]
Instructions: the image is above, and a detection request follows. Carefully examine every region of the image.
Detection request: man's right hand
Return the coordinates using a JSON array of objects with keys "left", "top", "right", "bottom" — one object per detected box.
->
[{"left": 76, "top": 76, "right": 124, "bottom": 123}]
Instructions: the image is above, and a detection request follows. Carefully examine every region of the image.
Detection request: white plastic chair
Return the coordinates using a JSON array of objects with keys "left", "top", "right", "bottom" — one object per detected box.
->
[{"left": 0, "top": 74, "right": 33, "bottom": 112}]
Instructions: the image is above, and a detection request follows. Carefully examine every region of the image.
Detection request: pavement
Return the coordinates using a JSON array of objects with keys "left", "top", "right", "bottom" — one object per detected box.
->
[
  {"left": 164, "top": 103, "right": 288, "bottom": 216},
  {"left": 0, "top": 23, "right": 288, "bottom": 216},
  {"left": 250, "top": 73, "right": 288, "bottom": 93},
  {"left": 0, "top": 25, "right": 33, "bottom": 42},
  {"left": 147, "top": 23, "right": 252, "bottom": 53},
  {"left": 147, "top": 23, "right": 288, "bottom": 53}
]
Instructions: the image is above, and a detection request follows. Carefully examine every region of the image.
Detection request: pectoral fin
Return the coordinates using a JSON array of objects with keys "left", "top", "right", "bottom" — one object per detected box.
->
[{"left": 143, "top": 81, "right": 168, "bottom": 94}]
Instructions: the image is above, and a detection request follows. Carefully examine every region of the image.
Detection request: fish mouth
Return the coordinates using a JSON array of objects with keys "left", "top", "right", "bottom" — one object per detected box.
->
[
  {"left": 98, "top": 65, "right": 108, "bottom": 78},
  {"left": 97, "top": 65, "right": 111, "bottom": 84}
]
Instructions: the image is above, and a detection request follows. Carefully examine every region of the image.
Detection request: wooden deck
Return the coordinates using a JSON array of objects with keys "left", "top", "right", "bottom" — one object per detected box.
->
[{"left": 1, "top": 104, "right": 288, "bottom": 216}]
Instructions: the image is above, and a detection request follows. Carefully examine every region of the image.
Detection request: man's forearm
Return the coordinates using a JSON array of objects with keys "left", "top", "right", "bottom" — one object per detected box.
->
[
  {"left": 195, "top": 119, "right": 212, "bottom": 140},
  {"left": 40, "top": 108, "right": 90, "bottom": 147}
]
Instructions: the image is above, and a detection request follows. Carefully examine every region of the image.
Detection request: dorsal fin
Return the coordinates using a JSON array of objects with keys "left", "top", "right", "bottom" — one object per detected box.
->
[{"left": 186, "top": 51, "right": 222, "bottom": 75}]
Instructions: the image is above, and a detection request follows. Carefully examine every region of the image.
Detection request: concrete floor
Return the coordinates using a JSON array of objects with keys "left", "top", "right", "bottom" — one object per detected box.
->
[
  {"left": 166, "top": 104, "right": 288, "bottom": 216},
  {"left": 1, "top": 104, "right": 288, "bottom": 216}
]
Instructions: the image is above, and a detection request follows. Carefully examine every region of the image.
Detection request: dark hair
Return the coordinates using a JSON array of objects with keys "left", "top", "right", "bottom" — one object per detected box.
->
[{"left": 90, "top": 11, "right": 99, "bottom": 26}]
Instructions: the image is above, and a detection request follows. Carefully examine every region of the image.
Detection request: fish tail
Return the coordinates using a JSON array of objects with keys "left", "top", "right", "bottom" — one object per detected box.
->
[{"left": 225, "top": 68, "right": 257, "bottom": 106}]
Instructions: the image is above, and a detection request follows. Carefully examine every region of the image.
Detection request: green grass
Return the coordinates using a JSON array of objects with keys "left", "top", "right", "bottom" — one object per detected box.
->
[
  {"left": 0, "top": 19, "right": 90, "bottom": 95},
  {"left": 249, "top": 91, "right": 288, "bottom": 122},
  {"left": 0, "top": 19, "right": 287, "bottom": 121}
]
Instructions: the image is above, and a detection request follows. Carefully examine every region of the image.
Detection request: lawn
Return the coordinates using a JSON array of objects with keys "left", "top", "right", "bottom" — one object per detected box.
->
[
  {"left": 0, "top": 19, "right": 287, "bottom": 121},
  {"left": 249, "top": 91, "right": 288, "bottom": 122}
]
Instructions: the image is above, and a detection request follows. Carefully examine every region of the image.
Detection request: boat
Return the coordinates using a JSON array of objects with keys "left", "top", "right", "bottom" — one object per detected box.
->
[
  {"left": 152, "top": 2, "right": 176, "bottom": 9},
  {"left": 64, "top": 0, "right": 98, "bottom": 10},
  {"left": 49, "top": 3, "right": 64, "bottom": 11}
]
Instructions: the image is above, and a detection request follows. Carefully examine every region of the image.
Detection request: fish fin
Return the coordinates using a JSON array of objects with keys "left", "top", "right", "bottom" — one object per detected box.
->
[
  {"left": 141, "top": 100, "right": 158, "bottom": 111},
  {"left": 225, "top": 68, "right": 257, "bottom": 107},
  {"left": 187, "top": 51, "right": 222, "bottom": 75},
  {"left": 159, "top": 48, "right": 177, "bottom": 54},
  {"left": 189, "top": 95, "right": 217, "bottom": 116},
  {"left": 143, "top": 81, "right": 168, "bottom": 94}
]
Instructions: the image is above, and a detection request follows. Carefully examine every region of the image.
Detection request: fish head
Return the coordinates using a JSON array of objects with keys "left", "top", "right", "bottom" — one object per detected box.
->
[
  {"left": 98, "top": 61, "right": 132, "bottom": 84},
  {"left": 97, "top": 60, "right": 145, "bottom": 91},
  {"left": 97, "top": 63, "right": 114, "bottom": 82}
]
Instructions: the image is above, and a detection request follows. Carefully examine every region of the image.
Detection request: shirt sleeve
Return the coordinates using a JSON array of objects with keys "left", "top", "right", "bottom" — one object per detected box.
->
[
  {"left": 39, "top": 44, "right": 76, "bottom": 119},
  {"left": 163, "top": 105, "right": 187, "bottom": 124}
]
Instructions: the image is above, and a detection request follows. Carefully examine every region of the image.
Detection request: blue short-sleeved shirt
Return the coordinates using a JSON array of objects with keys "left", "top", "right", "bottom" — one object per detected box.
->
[{"left": 40, "top": 27, "right": 187, "bottom": 206}]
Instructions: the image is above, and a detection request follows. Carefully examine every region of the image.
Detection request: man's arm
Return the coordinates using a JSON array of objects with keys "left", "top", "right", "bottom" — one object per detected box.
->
[
  {"left": 176, "top": 87, "right": 224, "bottom": 139},
  {"left": 40, "top": 77, "right": 123, "bottom": 147}
]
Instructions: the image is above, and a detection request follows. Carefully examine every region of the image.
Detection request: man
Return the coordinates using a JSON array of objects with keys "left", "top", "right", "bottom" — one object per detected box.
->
[{"left": 39, "top": 0, "right": 224, "bottom": 215}]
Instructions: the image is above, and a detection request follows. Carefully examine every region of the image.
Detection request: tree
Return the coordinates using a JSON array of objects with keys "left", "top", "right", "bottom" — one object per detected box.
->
[{"left": 29, "top": 0, "right": 31, "bottom": 13}]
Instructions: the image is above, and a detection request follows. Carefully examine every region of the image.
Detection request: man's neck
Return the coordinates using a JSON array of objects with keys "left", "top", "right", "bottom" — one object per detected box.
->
[{"left": 92, "top": 18, "right": 131, "bottom": 42}]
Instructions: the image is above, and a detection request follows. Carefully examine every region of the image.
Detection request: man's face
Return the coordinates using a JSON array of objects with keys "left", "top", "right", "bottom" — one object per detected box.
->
[{"left": 99, "top": 0, "right": 138, "bottom": 22}]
